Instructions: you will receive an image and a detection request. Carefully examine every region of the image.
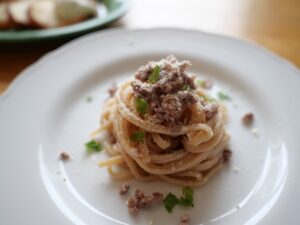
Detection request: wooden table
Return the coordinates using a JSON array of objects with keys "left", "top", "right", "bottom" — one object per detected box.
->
[{"left": 1, "top": 0, "right": 299, "bottom": 94}]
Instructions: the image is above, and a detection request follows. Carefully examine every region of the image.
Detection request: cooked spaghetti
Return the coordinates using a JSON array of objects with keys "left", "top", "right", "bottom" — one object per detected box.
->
[{"left": 95, "top": 55, "right": 231, "bottom": 187}]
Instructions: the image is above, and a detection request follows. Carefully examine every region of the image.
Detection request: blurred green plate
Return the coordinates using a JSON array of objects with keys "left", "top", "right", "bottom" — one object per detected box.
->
[{"left": 0, "top": 0, "right": 129, "bottom": 42}]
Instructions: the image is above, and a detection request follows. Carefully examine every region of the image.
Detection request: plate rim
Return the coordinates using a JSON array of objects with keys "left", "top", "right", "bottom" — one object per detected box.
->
[{"left": 1, "top": 27, "right": 299, "bottom": 101}]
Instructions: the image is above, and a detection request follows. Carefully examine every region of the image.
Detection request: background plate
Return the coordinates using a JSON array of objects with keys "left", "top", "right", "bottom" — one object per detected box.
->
[
  {"left": 0, "top": 0, "right": 129, "bottom": 42},
  {"left": 0, "top": 28, "right": 300, "bottom": 225}
]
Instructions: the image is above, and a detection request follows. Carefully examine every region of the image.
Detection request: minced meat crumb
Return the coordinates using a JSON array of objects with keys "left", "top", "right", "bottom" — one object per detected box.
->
[
  {"left": 119, "top": 183, "right": 130, "bottom": 195},
  {"left": 223, "top": 149, "right": 232, "bottom": 162},
  {"left": 127, "top": 189, "right": 164, "bottom": 215},
  {"left": 131, "top": 55, "right": 198, "bottom": 127},
  {"left": 60, "top": 152, "right": 70, "bottom": 161},
  {"left": 108, "top": 83, "right": 117, "bottom": 97},
  {"left": 242, "top": 112, "right": 254, "bottom": 126},
  {"left": 179, "top": 214, "right": 190, "bottom": 225},
  {"left": 202, "top": 102, "right": 219, "bottom": 120}
]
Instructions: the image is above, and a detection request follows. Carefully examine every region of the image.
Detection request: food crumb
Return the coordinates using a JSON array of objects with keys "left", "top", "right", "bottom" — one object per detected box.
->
[
  {"left": 60, "top": 152, "right": 70, "bottom": 161},
  {"left": 127, "top": 189, "right": 164, "bottom": 215},
  {"left": 75, "top": 170, "right": 80, "bottom": 175},
  {"left": 63, "top": 178, "right": 66, "bottom": 182},
  {"left": 251, "top": 128, "right": 259, "bottom": 137},
  {"left": 223, "top": 149, "right": 232, "bottom": 162},
  {"left": 119, "top": 183, "right": 130, "bottom": 195},
  {"left": 242, "top": 112, "right": 254, "bottom": 126},
  {"left": 108, "top": 83, "right": 117, "bottom": 97},
  {"left": 179, "top": 214, "right": 190, "bottom": 225},
  {"left": 233, "top": 167, "right": 240, "bottom": 173},
  {"left": 86, "top": 96, "right": 93, "bottom": 102}
]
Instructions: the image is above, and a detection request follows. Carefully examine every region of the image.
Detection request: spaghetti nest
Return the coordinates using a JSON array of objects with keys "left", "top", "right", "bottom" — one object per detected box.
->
[{"left": 97, "top": 56, "right": 230, "bottom": 187}]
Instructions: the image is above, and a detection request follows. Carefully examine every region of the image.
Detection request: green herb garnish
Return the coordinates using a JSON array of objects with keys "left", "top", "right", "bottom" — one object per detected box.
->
[
  {"left": 130, "top": 131, "right": 145, "bottom": 143},
  {"left": 148, "top": 65, "right": 161, "bottom": 84},
  {"left": 86, "top": 96, "right": 93, "bottom": 102},
  {"left": 182, "top": 84, "right": 191, "bottom": 91},
  {"left": 163, "top": 193, "right": 179, "bottom": 213},
  {"left": 85, "top": 140, "right": 102, "bottom": 153},
  {"left": 163, "top": 187, "right": 194, "bottom": 213},
  {"left": 178, "top": 187, "right": 194, "bottom": 207},
  {"left": 201, "top": 95, "right": 215, "bottom": 103},
  {"left": 197, "top": 80, "right": 205, "bottom": 87},
  {"left": 218, "top": 91, "right": 230, "bottom": 100},
  {"left": 135, "top": 97, "right": 148, "bottom": 115}
]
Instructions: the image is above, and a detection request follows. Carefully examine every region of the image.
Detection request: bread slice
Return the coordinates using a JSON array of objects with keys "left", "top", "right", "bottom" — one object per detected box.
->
[
  {"left": 0, "top": 3, "right": 14, "bottom": 29},
  {"left": 8, "top": 1, "right": 33, "bottom": 27},
  {"left": 56, "top": 0, "right": 97, "bottom": 25},
  {"left": 28, "top": 0, "right": 61, "bottom": 28}
]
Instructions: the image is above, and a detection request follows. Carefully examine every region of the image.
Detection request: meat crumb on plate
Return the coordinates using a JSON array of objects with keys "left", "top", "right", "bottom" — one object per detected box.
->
[
  {"left": 242, "top": 112, "right": 254, "bottom": 126},
  {"left": 223, "top": 149, "right": 232, "bottom": 162},
  {"left": 60, "top": 152, "right": 70, "bottom": 161},
  {"left": 179, "top": 214, "right": 190, "bottom": 225},
  {"left": 119, "top": 183, "right": 130, "bottom": 195},
  {"left": 127, "top": 189, "right": 164, "bottom": 215},
  {"left": 108, "top": 83, "right": 117, "bottom": 97}
]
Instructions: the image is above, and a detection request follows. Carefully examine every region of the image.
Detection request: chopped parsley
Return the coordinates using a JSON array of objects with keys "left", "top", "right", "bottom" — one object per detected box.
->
[
  {"left": 218, "top": 91, "right": 231, "bottom": 100},
  {"left": 86, "top": 96, "right": 93, "bottom": 102},
  {"left": 148, "top": 65, "right": 161, "bottom": 84},
  {"left": 163, "top": 187, "right": 194, "bottom": 213},
  {"left": 201, "top": 95, "right": 215, "bottom": 103},
  {"left": 85, "top": 140, "right": 102, "bottom": 153},
  {"left": 197, "top": 80, "right": 205, "bottom": 87},
  {"left": 178, "top": 187, "right": 194, "bottom": 207},
  {"left": 182, "top": 84, "right": 191, "bottom": 91},
  {"left": 163, "top": 193, "right": 178, "bottom": 213},
  {"left": 135, "top": 97, "right": 148, "bottom": 115},
  {"left": 130, "top": 131, "right": 145, "bottom": 143}
]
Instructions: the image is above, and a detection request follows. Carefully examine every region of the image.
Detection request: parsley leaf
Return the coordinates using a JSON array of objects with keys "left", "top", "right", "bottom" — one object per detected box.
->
[
  {"left": 163, "top": 193, "right": 179, "bottom": 213},
  {"left": 148, "top": 65, "right": 161, "bottom": 84},
  {"left": 135, "top": 97, "right": 148, "bottom": 114},
  {"left": 182, "top": 84, "right": 191, "bottom": 91},
  {"left": 201, "top": 95, "right": 215, "bottom": 103},
  {"left": 197, "top": 80, "right": 205, "bottom": 87},
  {"left": 85, "top": 140, "right": 102, "bottom": 153},
  {"left": 163, "top": 187, "right": 194, "bottom": 213},
  {"left": 86, "top": 96, "right": 93, "bottom": 102},
  {"left": 130, "top": 131, "right": 145, "bottom": 143},
  {"left": 180, "top": 187, "right": 194, "bottom": 206},
  {"left": 218, "top": 92, "right": 230, "bottom": 101}
]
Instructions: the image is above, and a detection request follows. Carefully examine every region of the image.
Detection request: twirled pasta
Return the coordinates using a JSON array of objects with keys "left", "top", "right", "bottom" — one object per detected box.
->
[{"left": 96, "top": 56, "right": 230, "bottom": 187}]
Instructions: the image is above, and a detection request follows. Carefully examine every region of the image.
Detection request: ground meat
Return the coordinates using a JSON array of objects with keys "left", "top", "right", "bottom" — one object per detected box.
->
[
  {"left": 119, "top": 183, "right": 130, "bottom": 195},
  {"left": 127, "top": 198, "right": 139, "bottom": 215},
  {"left": 179, "top": 215, "right": 190, "bottom": 225},
  {"left": 202, "top": 103, "right": 219, "bottom": 120},
  {"left": 242, "top": 112, "right": 254, "bottom": 126},
  {"left": 60, "top": 152, "right": 70, "bottom": 161},
  {"left": 127, "top": 189, "right": 164, "bottom": 215},
  {"left": 131, "top": 56, "right": 198, "bottom": 127},
  {"left": 108, "top": 83, "right": 117, "bottom": 97},
  {"left": 223, "top": 149, "right": 232, "bottom": 162},
  {"left": 150, "top": 92, "right": 197, "bottom": 127}
]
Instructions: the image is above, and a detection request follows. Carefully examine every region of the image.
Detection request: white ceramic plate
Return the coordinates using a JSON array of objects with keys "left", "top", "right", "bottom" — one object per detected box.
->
[{"left": 1, "top": 28, "right": 300, "bottom": 225}]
